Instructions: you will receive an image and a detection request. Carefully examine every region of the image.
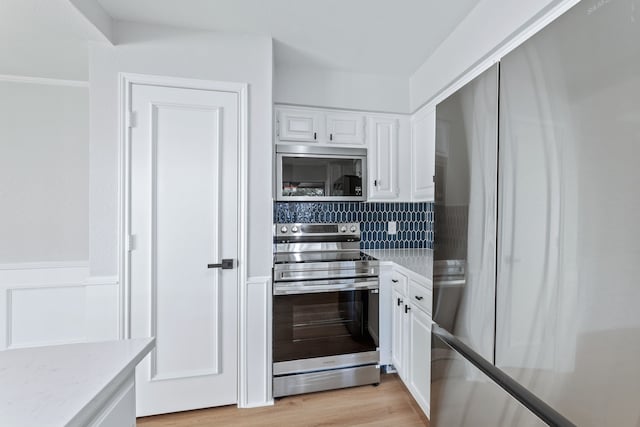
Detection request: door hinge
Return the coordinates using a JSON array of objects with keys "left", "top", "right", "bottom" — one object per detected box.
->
[
  {"left": 126, "top": 111, "right": 137, "bottom": 129},
  {"left": 126, "top": 234, "right": 136, "bottom": 252},
  {"left": 276, "top": 120, "right": 280, "bottom": 137}
]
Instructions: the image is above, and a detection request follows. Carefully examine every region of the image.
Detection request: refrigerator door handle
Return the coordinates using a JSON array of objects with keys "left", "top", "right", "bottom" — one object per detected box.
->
[{"left": 432, "top": 325, "right": 576, "bottom": 427}]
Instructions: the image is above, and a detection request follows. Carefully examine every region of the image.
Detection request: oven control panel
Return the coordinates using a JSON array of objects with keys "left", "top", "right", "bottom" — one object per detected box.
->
[{"left": 274, "top": 223, "right": 360, "bottom": 242}]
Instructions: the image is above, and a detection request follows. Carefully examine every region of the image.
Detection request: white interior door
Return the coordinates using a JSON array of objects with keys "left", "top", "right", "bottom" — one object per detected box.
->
[{"left": 129, "top": 83, "right": 239, "bottom": 416}]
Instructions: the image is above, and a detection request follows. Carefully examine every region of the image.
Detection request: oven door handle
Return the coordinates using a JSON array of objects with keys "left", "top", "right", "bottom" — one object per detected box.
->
[{"left": 273, "top": 279, "right": 379, "bottom": 295}]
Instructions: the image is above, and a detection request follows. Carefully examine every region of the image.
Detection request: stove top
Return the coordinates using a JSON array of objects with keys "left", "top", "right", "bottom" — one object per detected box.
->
[{"left": 274, "top": 251, "right": 377, "bottom": 265}]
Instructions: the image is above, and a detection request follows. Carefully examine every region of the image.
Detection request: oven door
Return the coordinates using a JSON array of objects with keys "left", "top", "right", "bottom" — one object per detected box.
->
[{"left": 273, "top": 279, "right": 379, "bottom": 367}]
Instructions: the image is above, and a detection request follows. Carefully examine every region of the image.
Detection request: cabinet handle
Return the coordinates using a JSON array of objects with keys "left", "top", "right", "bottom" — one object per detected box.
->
[
  {"left": 392, "top": 279, "right": 399, "bottom": 283},
  {"left": 405, "top": 305, "right": 411, "bottom": 314},
  {"left": 314, "top": 132, "right": 317, "bottom": 140},
  {"left": 415, "top": 295, "right": 424, "bottom": 301},
  {"left": 374, "top": 179, "right": 378, "bottom": 187},
  {"left": 330, "top": 133, "right": 333, "bottom": 141},
  {"left": 397, "top": 297, "right": 403, "bottom": 306}
]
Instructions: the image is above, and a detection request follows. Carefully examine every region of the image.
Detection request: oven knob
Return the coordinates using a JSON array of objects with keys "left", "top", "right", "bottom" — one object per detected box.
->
[
  {"left": 350, "top": 225, "right": 357, "bottom": 233},
  {"left": 291, "top": 226, "right": 299, "bottom": 233},
  {"left": 280, "top": 226, "right": 288, "bottom": 233},
  {"left": 341, "top": 226, "right": 347, "bottom": 232}
]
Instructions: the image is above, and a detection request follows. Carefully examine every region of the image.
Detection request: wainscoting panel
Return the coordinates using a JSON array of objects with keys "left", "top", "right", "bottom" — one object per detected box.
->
[
  {"left": 242, "top": 276, "right": 274, "bottom": 408},
  {"left": 7, "top": 285, "right": 87, "bottom": 348},
  {"left": 0, "top": 263, "right": 119, "bottom": 350}
]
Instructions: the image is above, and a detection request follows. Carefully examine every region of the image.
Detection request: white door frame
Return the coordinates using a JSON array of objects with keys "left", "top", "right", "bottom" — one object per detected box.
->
[{"left": 117, "top": 72, "right": 249, "bottom": 406}]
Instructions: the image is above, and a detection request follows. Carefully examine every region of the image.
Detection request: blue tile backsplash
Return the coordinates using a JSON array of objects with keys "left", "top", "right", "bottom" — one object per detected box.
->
[{"left": 274, "top": 202, "right": 434, "bottom": 249}]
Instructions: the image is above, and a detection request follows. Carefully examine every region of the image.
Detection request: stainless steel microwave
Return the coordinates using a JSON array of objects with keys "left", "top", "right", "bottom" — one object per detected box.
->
[{"left": 275, "top": 145, "right": 367, "bottom": 202}]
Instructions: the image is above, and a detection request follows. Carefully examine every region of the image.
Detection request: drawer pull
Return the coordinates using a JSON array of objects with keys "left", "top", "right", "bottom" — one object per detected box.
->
[
  {"left": 415, "top": 295, "right": 424, "bottom": 301},
  {"left": 392, "top": 279, "right": 399, "bottom": 283}
]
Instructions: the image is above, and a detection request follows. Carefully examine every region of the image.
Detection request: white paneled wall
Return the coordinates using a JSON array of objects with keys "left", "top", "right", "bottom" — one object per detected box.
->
[
  {"left": 0, "top": 264, "right": 119, "bottom": 350},
  {"left": 243, "top": 276, "right": 273, "bottom": 407},
  {"left": 0, "top": 76, "right": 103, "bottom": 351}
]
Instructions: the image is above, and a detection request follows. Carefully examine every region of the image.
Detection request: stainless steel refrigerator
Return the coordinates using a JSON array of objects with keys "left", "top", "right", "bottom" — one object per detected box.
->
[{"left": 431, "top": 0, "right": 640, "bottom": 425}]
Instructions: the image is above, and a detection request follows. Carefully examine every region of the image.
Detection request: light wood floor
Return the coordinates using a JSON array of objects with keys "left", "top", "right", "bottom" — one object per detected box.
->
[{"left": 137, "top": 374, "right": 430, "bottom": 426}]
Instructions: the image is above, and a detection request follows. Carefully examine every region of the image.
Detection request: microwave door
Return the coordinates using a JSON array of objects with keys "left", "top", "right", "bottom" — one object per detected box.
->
[{"left": 276, "top": 146, "right": 367, "bottom": 201}]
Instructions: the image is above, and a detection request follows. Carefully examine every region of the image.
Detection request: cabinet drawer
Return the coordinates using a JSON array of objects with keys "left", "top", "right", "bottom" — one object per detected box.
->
[
  {"left": 391, "top": 271, "right": 408, "bottom": 295},
  {"left": 409, "top": 280, "right": 432, "bottom": 316}
]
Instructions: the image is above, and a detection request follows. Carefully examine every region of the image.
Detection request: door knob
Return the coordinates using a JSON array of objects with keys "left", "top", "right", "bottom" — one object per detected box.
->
[{"left": 207, "top": 259, "right": 235, "bottom": 269}]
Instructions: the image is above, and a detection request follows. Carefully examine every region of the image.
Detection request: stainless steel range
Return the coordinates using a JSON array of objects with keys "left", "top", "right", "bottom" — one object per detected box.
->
[{"left": 272, "top": 223, "right": 380, "bottom": 397}]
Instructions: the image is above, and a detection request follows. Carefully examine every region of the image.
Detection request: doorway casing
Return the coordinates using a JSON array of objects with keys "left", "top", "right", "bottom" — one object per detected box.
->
[{"left": 117, "top": 72, "right": 250, "bottom": 406}]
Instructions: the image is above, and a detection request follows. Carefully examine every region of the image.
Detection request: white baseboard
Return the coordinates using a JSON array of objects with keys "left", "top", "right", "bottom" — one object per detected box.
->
[{"left": 241, "top": 399, "right": 275, "bottom": 409}]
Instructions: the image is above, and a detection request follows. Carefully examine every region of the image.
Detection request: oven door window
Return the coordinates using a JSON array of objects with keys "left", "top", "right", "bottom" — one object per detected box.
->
[
  {"left": 273, "top": 289, "right": 378, "bottom": 362},
  {"left": 281, "top": 156, "right": 363, "bottom": 197}
]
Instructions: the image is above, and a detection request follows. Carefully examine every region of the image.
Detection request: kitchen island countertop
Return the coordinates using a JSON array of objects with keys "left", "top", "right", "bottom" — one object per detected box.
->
[{"left": 0, "top": 338, "right": 155, "bottom": 427}]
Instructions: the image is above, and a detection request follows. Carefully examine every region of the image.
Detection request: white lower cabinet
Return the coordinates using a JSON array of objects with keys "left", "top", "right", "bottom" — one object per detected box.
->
[
  {"left": 392, "top": 287, "right": 407, "bottom": 379},
  {"left": 88, "top": 379, "right": 136, "bottom": 427},
  {"left": 408, "top": 305, "right": 431, "bottom": 416},
  {"left": 391, "top": 270, "right": 408, "bottom": 380},
  {"left": 389, "top": 267, "right": 431, "bottom": 417}
]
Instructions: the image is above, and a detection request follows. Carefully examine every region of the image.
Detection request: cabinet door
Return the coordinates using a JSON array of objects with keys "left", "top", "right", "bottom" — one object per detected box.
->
[
  {"left": 409, "top": 307, "right": 431, "bottom": 416},
  {"left": 368, "top": 117, "right": 399, "bottom": 200},
  {"left": 277, "top": 108, "right": 321, "bottom": 143},
  {"left": 326, "top": 113, "right": 365, "bottom": 145},
  {"left": 411, "top": 108, "right": 435, "bottom": 201},
  {"left": 391, "top": 288, "right": 406, "bottom": 378}
]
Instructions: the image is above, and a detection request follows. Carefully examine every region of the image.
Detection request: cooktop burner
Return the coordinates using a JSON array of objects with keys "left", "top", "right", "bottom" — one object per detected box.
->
[{"left": 274, "top": 251, "right": 377, "bottom": 265}]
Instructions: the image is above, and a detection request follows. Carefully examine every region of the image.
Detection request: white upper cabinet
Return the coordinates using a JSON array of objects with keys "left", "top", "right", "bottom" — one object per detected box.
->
[
  {"left": 411, "top": 107, "right": 436, "bottom": 201},
  {"left": 276, "top": 108, "right": 321, "bottom": 143},
  {"left": 274, "top": 104, "right": 433, "bottom": 203},
  {"left": 275, "top": 107, "right": 365, "bottom": 146},
  {"left": 326, "top": 113, "right": 366, "bottom": 145},
  {"left": 367, "top": 117, "right": 399, "bottom": 200}
]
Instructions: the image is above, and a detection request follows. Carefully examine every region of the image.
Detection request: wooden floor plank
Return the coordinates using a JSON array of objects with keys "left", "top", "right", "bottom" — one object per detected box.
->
[{"left": 137, "top": 374, "right": 430, "bottom": 426}]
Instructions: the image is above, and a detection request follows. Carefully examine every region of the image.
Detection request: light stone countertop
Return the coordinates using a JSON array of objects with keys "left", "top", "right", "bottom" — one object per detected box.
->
[
  {"left": 363, "top": 248, "right": 433, "bottom": 281},
  {"left": 0, "top": 338, "right": 155, "bottom": 427}
]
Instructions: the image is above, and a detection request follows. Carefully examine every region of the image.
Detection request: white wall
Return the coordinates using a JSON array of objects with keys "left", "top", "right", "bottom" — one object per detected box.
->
[
  {"left": 88, "top": 21, "right": 274, "bottom": 406},
  {"left": 275, "top": 64, "right": 410, "bottom": 113},
  {"left": 0, "top": 76, "right": 108, "bottom": 353},
  {"left": 88, "top": 21, "right": 273, "bottom": 278},
  {"left": 410, "top": 0, "right": 571, "bottom": 111},
  {"left": 0, "top": 79, "right": 89, "bottom": 264}
]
